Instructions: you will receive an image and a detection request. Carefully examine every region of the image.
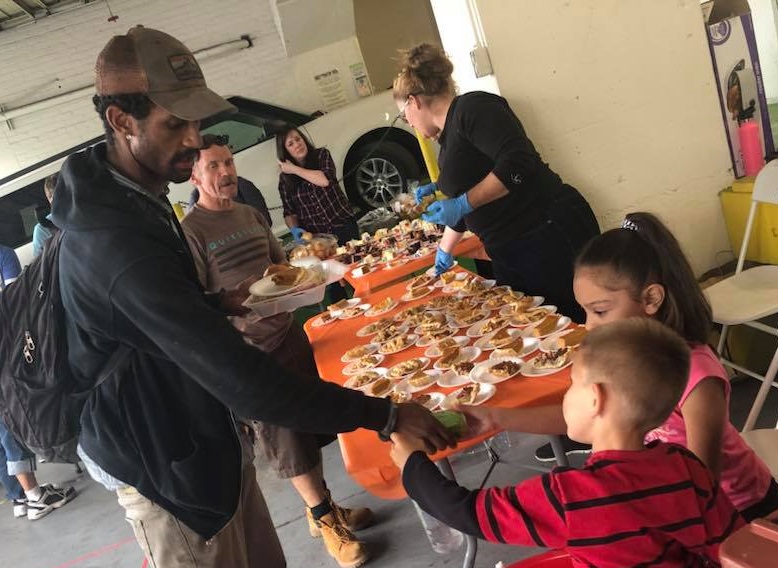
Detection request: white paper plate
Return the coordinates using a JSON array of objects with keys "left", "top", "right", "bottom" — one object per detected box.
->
[
  {"left": 433, "top": 346, "right": 482, "bottom": 371},
  {"left": 521, "top": 353, "right": 574, "bottom": 377},
  {"left": 540, "top": 326, "right": 587, "bottom": 353},
  {"left": 412, "top": 391, "right": 445, "bottom": 411},
  {"left": 406, "top": 275, "right": 437, "bottom": 291},
  {"left": 501, "top": 296, "right": 545, "bottom": 315},
  {"left": 365, "top": 298, "right": 399, "bottom": 318},
  {"left": 372, "top": 324, "right": 410, "bottom": 345},
  {"left": 379, "top": 334, "right": 419, "bottom": 355},
  {"left": 355, "top": 318, "right": 395, "bottom": 337},
  {"left": 440, "top": 383, "right": 496, "bottom": 410},
  {"left": 474, "top": 328, "right": 524, "bottom": 351},
  {"left": 500, "top": 304, "right": 557, "bottom": 320},
  {"left": 350, "top": 265, "right": 381, "bottom": 278},
  {"left": 455, "top": 279, "right": 497, "bottom": 297},
  {"left": 329, "top": 298, "right": 362, "bottom": 311},
  {"left": 387, "top": 356, "right": 430, "bottom": 379},
  {"left": 341, "top": 342, "right": 379, "bottom": 363},
  {"left": 522, "top": 316, "right": 572, "bottom": 339},
  {"left": 436, "top": 368, "right": 477, "bottom": 388},
  {"left": 248, "top": 270, "right": 316, "bottom": 298},
  {"left": 450, "top": 311, "right": 491, "bottom": 329},
  {"left": 424, "top": 336, "right": 471, "bottom": 358},
  {"left": 342, "top": 354, "right": 385, "bottom": 376},
  {"left": 401, "top": 286, "right": 435, "bottom": 302},
  {"left": 471, "top": 357, "right": 525, "bottom": 384},
  {"left": 337, "top": 303, "right": 372, "bottom": 320},
  {"left": 466, "top": 317, "right": 511, "bottom": 338},
  {"left": 311, "top": 312, "right": 338, "bottom": 328},
  {"left": 366, "top": 378, "right": 395, "bottom": 397},
  {"left": 396, "top": 369, "right": 441, "bottom": 393},
  {"left": 343, "top": 367, "right": 388, "bottom": 391},
  {"left": 384, "top": 258, "right": 410, "bottom": 270},
  {"left": 489, "top": 337, "right": 540, "bottom": 360},
  {"left": 427, "top": 261, "right": 460, "bottom": 279},
  {"left": 443, "top": 277, "right": 494, "bottom": 295},
  {"left": 415, "top": 326, "right": 458, "bottom": 347}
]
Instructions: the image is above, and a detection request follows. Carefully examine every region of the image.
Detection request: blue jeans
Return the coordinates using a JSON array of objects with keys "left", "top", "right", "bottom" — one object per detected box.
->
[{"left": 0, "top": 420, "right": 34, "bottom": 500}]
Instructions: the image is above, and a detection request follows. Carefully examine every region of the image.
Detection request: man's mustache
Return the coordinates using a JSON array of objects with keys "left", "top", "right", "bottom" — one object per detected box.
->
[
  {"left": 219, "top": 177, "right": 237, "bottom": 187},
  {"left": 172, "top": 149, "right": 198, "bottom": 163}
]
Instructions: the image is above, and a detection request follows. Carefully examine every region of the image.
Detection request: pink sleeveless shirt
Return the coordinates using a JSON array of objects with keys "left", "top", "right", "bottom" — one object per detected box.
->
[{"left": 645, "top": 344, "right": 772, "bottom": 511}]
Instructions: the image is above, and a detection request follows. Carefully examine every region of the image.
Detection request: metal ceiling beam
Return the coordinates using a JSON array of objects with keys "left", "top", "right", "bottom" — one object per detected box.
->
[
  {"left": 8, "top": 0, "right": 35, "bottom": 20},
  {"left": 32, "top": 0, "right": 50, "bottom": 14}
]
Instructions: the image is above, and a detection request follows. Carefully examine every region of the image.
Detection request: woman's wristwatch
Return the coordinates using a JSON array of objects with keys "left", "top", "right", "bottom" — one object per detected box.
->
[{"left": 378, "top": 402, "right": 398, "bottom": 442}]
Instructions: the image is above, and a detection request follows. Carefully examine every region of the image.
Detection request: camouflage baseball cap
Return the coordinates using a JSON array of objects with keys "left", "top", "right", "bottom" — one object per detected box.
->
[{"left": 95, "top": 26, "right": 235, "bottom": 121}]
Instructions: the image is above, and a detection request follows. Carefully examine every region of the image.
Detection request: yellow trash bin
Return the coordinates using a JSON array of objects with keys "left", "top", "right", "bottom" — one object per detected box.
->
[{"left": 719, "top": 182, "right": 778, "bottom": 264}]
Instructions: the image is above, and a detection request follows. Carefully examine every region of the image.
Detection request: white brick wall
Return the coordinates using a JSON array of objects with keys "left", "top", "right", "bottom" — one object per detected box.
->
[{"left": 0, "top": 0, "right": 367, "bottom": 179}]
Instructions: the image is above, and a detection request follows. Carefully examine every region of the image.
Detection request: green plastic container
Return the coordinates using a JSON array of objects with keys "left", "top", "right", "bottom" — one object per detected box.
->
[{"left": 434, "top": 410, "right": 468, "bottom": 439}]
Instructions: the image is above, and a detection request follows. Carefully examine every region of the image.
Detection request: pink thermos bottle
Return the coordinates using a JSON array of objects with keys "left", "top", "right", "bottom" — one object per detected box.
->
[{"left": 738, "top": 107, "right": 765, "bottom": 176}]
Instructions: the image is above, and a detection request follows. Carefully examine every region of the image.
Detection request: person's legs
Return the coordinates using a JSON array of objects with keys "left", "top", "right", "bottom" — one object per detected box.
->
[
  {"left": 0, "top": 420, "right": 76, "bottom": 520},
  {"left": 117, "top": 465, "right": 285, "bottom": 568},
  {"left": 255, "top": 325, "right": 371, "bottom": 566},
  {"left": 0, "top": 438, "right": 26, "bottom": 518}
]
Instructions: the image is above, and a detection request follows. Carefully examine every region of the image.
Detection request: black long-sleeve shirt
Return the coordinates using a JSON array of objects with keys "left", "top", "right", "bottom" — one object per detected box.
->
[
  {"left": 52, "top": 144, "right": 390, "bottom": 539},
  {"left": 437, "top": 92, "right": 567, "bottom": 249}
]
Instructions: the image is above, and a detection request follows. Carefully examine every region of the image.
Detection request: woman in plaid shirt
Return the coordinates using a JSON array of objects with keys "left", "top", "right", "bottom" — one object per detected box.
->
[{"left": 276, "top": 126, "right": 359, "bottom": 245}]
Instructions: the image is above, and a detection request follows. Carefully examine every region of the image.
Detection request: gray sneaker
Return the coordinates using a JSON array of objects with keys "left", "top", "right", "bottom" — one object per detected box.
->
[{"left": 26, "top": 485, "right": 76, "bottom": 521}]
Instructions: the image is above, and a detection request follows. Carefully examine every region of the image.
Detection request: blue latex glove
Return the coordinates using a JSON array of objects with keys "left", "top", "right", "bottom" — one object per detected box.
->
[
  {"left": 422, "top": 193, "right": 474, "bottom": 227},
  {"left": 414, "top": 182, "right": 437, "bottom": 204},
  {"left": 434, "top": 248, "right": 455, "bottom": 277},
  {"left": 290, "top": 227, "right": 305, "bottom": 242}
]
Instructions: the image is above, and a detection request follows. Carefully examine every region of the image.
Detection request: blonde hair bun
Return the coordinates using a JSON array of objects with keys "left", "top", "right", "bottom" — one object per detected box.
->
[{"left": 394, "top": 43, "right": 454, "bottom": 100}]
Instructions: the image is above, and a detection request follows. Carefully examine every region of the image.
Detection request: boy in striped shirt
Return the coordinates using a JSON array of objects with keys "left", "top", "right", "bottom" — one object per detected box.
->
[{"left": 391, "top": 319, "right": 743, "bottom": 567}]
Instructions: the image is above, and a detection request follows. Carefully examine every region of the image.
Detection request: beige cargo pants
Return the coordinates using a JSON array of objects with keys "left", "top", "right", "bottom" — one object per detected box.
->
[{"left": 117, "top": 464, "right": 285, "bottom": 568}]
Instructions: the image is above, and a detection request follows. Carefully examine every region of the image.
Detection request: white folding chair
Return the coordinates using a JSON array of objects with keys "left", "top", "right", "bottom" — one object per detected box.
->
[
  {"left": 741, "top": 420, "right": 778, "bottom": 479},
  {"left": 704, "top": 160, "right": 778, "bottom": 432}
]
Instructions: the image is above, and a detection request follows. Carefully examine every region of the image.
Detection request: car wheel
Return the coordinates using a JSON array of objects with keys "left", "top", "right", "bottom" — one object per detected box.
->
[{"left": 350, "top": 142, "right": 421, "bottom": 210}]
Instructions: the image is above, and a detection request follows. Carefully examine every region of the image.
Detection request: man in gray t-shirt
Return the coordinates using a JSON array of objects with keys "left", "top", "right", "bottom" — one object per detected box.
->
[{"left": 182, "top": 134, "right": 373, "bottom": 568}]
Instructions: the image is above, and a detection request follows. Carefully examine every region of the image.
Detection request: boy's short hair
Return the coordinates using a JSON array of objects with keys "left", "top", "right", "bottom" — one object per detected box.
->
[
  {"left": 578, "top": 318, "right": 690, "bottom": 432},
  {"left": 43, "top": 172, "right": 59, "bottom": 203}
]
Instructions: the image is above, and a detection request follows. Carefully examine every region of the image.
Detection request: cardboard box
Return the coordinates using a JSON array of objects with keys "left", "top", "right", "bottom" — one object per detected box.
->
[{"left": 703, "top": 0, "right": 775, "bottom": 177}]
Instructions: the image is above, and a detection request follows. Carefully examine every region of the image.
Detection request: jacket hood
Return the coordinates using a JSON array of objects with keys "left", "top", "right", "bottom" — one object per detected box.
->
[{"left": 51, "top": 143, "right": 155, "bottom": 232}]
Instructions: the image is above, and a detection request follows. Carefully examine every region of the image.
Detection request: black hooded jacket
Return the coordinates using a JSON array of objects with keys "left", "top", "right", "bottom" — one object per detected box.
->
[{"left": 51, "top": 143, "right": 389, "bottom": 538}]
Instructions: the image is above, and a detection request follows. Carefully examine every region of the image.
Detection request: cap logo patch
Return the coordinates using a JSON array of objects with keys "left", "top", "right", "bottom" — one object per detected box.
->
[{"left": 168, "top": 54, "right": 203, "bottom": 81}]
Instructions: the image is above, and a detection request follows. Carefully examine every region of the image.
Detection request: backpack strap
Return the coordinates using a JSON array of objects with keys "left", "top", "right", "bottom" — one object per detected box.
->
[{"left": 94, "top": 345, "right": 133, "bottom": 389}]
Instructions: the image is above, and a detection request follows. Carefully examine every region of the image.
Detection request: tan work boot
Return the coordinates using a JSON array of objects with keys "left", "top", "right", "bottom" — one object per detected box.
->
[
  {"left": 307, "top": 493, "right": 375, "bottom": 537},
  {"left": 315, "top": 511, "right": 370, "bottom": 568}
]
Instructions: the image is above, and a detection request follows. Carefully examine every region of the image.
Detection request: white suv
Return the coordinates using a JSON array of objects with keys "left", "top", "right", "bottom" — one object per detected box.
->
[{"left": 0, "top": 91, "right": 428, "bottom": 266}]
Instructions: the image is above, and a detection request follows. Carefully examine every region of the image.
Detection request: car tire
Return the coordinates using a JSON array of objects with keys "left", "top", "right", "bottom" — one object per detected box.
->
[{"left": 346, "top": 142, "right": 421, "bottom": 211}]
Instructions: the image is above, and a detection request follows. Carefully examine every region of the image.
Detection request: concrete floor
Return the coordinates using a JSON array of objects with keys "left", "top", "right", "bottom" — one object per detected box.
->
[{"left": 2, "top": 378, "right": 777, "bottom": 568}]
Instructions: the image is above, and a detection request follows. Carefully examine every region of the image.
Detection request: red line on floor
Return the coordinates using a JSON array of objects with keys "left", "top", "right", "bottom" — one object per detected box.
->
[{"left": 50, "top": 536, "right": 137, "bottom": 568}]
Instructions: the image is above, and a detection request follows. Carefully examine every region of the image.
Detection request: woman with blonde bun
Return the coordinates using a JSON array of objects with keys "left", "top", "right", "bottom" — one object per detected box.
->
[{"left": 395, "top": 43, "right": 599, "bottom": 323}]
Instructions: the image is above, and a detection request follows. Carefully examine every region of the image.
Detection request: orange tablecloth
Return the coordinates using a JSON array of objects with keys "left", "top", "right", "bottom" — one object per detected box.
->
[
  {"left": 343, "top": 235, "right": 488, "bottom": 297},
  {"left": 304, "top": 268, "right": 571, "bottom": 500}
]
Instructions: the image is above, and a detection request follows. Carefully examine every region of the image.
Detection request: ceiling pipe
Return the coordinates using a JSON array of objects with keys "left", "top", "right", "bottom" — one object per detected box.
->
[{"left": 0, "top": 35, "right": 253, "bottom": 123}]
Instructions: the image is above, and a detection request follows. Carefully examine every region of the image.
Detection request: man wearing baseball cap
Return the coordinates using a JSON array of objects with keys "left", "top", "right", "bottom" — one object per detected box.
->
[{"left": 50, "top": 26, "right": 454, "bottom": 568}]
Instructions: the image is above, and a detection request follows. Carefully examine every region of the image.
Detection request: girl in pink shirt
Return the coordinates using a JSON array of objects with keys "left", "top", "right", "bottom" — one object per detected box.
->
[{"left": 463, "top": 212, "right": 778, "bottom": 520}]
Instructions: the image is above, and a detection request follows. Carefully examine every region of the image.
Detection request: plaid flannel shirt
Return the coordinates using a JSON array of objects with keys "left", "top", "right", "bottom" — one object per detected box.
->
[{"left": 279, "top": 148, "right": 354, "bottom": 233}]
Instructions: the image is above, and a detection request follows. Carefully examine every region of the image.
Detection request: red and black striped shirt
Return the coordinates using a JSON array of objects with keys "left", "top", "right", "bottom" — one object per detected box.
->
[{"left": 402, "top": 442, "right": 743, "bottom": 567}]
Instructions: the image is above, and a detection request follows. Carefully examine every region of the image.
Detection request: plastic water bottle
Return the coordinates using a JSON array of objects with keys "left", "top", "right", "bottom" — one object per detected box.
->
[{"left": 412, "top": 501, "right": 464, "bottom": 554}]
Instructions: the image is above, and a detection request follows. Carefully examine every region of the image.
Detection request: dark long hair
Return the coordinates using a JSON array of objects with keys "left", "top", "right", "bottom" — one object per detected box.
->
[
  {"left": 575, "top": 212, "right": 712, "bottom": 345},
  {"left": 275, "top": 125, "right": 317, "bottom": 169}
]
